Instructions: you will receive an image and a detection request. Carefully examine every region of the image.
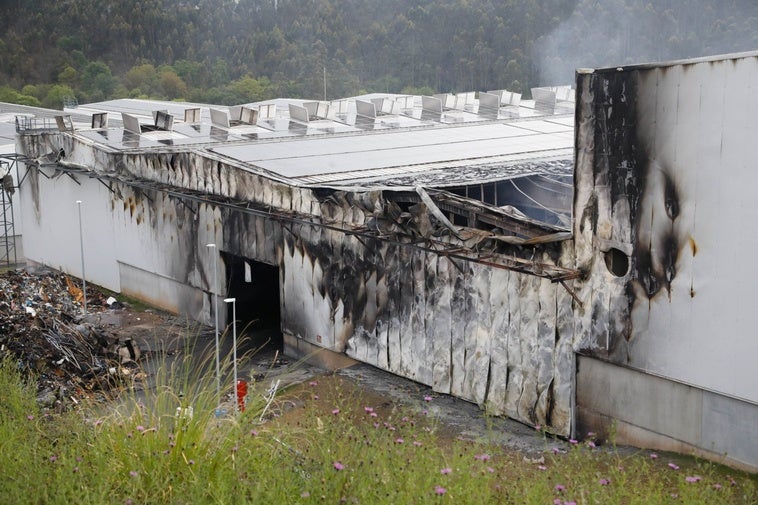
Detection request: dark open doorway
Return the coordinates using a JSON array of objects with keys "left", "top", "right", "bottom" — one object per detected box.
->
[{"left": 222, "top": 252, "right": 282, "bottom": 351}]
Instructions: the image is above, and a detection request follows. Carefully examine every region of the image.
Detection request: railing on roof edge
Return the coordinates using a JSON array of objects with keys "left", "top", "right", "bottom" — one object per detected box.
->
[{"left": 15, "top": 116, "right": 60, "bottom": 133}]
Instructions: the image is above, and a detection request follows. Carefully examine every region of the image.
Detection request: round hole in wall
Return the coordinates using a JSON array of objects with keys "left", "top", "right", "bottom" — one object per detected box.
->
[{"left": 604, "top": 248, "right": 629, "bottom": 277}]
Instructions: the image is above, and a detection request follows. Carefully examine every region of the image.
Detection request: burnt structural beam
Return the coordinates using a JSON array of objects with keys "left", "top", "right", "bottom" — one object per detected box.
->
[{"left": 43, "top": 162, "right": 580, "bottom": 282}]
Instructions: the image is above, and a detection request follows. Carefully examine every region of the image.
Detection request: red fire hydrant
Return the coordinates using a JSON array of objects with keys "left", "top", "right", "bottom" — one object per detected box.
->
[{"left": 236, "top": 379, "right": 248, "bottom": 412}]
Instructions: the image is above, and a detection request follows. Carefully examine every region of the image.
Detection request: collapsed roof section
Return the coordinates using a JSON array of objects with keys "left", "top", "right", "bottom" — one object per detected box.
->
[{"left": 6, "top": 86, "right": 578, "bottom": 280}]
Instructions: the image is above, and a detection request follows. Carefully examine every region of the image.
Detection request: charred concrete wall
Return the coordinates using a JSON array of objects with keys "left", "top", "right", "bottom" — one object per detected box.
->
[{"left": 573, "top": 52, "right": 758, "bottom": 469}]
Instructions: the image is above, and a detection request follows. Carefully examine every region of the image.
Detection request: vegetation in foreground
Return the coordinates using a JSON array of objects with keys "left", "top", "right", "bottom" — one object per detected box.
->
[{"left": 0, "top": 355, "right": 755, "bottom": 504}]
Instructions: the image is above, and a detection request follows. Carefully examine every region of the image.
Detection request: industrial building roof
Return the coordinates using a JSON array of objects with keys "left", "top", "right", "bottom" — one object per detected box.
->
[
  {"left": 1, "top": 87, "right": 576, "bottom": 232},
  {"left": 58, "top": 88, "right": 576, "bottom": 189}
]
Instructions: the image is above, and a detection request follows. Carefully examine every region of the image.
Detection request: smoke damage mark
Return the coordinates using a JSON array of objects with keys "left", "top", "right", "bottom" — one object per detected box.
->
[{"left": 662, "top": 170, "right": 680, "bottom": 221}]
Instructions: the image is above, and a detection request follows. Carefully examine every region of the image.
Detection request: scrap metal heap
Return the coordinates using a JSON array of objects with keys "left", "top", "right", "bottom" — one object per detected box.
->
[{"left": 0, "top": 269, "right": 141, "bottom": 408}]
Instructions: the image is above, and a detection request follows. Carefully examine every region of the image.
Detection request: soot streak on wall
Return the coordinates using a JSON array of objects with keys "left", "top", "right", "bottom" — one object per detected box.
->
[{"left": 574, "top": 68, "right": 687, "bottom": 363}]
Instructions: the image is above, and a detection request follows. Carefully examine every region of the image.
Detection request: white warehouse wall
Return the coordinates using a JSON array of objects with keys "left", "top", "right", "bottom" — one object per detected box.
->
[{"left": 18, "top": 162, "right": 224, "bottom": 325}]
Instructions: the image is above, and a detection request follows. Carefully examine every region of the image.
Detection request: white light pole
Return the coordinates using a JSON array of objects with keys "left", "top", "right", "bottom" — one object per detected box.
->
[
  {"left": 224, "top": 297, "right": 238, "bottom": 413},
  {"left": 206, "top": 244, "right": 220, "bottom": 411},
  {"left": 76, "top": 200, "right": 87, "bottom": 314}
]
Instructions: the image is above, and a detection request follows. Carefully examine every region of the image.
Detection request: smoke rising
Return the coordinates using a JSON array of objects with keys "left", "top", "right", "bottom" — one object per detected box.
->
[{"left": 534, "top": 0, "right": 758, "bottom": 86}]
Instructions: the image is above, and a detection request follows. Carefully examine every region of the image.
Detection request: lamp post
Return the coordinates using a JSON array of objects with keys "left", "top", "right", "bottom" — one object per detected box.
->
[
  {"left": 76, "top": 200, "right": 87, "bottom": 314},
  {"left": 224, "top": 297, "right": 238, "bottom": 413},
  {"left": 206, "top": 244, "right": 220, "bottom": 411}
]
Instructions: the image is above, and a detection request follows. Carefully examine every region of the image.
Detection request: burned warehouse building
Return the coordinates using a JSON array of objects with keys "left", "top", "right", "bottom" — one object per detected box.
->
[{"left": 2, "top": 50, "right": 757, "bottom": 471}]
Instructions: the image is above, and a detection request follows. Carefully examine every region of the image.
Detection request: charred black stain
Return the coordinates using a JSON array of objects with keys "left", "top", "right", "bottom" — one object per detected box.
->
[
  {"left": 661, "top": 231, "right": 678, "bottom": 296},
  {"left": 689, "top": 236, "right": 698, "bottom": 256},
  {"left": 634, "top": 243, "right": 660, "bottom": 299},
  {"left": 578, "top": 192, "right": 598, "bottom": 235},
  {"left": 662, "top": 171, "right": 680, "bottom": 220},
  {"left": 595, "top": 74, "right": 647, "bottom": 215}
]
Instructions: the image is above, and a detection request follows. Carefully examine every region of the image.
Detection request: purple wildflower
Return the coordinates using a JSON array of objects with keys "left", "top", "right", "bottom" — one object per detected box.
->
[
  {"left": 434, "top": 486, "right": 446, "bottom": 495},
  {"left": 599, "top": 478, "right": 610, "bottom": 486},
  {"left": 333, "top": 461, "right": 344, "bottom": 471},
  {"left": 685, "top": 475, "right": 702, "bottom": 483},
  {"left": 650, "top": 453, "right": 658, "bottom": 459},
  {"left": 27, "top": 415, "right": 34, "bottom": 421},
  {"left": 331, "top": 408, "right": 340, "bottom": 415},
  {"left": 668, "top": 463, "right": 680, "bottom": 470},
  {"left": 129, "top": 471, "right": 138, "bottom": 478},
  {"left": 395, "top": 438, "right": 404, "bottom": 444},
  {"left": 136, "top": 425, "right": 145, "bottom": 432},
  {"left": 364, "top": 406, "right": 374, "bottom": 413},
  {"left": 424, "top": 395, "right": 433, "bottom": 402},
  {"left": 309, "top": 381, "right": 318, "bottom": 386},
  {"left": 440, "top": 468, "right": 452, "bottom": 475},
  {"left": 555, "top": 484, "right": 566, "bottom": 492},
  {"left": 474, "top": 453, "right": 491, "bottom": 461}
]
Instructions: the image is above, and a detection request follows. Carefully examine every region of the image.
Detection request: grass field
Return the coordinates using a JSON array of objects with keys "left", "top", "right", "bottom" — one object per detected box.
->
[{"left": 1, "top": 354, "right": 755, "bottom": 505}]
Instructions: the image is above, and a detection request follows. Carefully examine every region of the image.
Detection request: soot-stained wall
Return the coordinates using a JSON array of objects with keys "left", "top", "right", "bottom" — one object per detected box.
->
[
  {"left": 573, "top": 54, "right": 758, "bottom": 404},
  {"left": 280, "top": 194, "right": 578, "bottom": 433}
]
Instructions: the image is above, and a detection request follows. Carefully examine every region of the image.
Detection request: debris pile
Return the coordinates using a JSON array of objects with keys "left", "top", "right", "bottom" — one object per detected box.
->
[{"left": 0, "top": 268, "right": 141, "bottom": 409}]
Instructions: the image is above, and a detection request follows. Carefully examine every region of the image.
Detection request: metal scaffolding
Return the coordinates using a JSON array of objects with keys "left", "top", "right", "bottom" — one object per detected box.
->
[{"left": 0, "top": 155, "right": 21, "bottom": 268}]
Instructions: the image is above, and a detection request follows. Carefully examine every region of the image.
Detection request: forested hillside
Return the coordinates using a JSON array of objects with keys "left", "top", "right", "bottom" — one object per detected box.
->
[{"left": 0, "top": 0, "right": 756, "bottom": 109}]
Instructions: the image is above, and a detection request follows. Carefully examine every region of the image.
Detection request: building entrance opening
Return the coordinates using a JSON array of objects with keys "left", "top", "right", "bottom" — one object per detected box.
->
[{"left": 222, "top": 252, "right": 282, "bottom": 351}]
